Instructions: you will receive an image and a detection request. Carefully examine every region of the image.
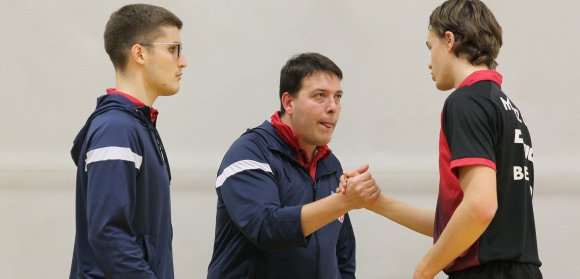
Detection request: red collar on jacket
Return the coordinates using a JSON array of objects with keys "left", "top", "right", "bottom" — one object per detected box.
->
[
  {"left": 270, "top": 111, "right": 330, "bottom": 181},
  {"left": 456, "top": 70, "right": 503, "bottom": 89},
  {"left": 106, "top": 88, "right": 158, "bottom": 123}
]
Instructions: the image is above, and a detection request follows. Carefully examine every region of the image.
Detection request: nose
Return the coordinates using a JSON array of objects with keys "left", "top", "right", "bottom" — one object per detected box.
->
[
  {"left": 178, "top": 55, "right": 187, "bottom": 68},
  {"left": 326, "top": 97, "right": 339, "bottom": 113}
]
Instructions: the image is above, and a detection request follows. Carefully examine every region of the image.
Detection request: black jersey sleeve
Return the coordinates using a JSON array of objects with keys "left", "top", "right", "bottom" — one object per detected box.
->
[{"left": 443, "top": 88, "right": 498, "bottom": 171}]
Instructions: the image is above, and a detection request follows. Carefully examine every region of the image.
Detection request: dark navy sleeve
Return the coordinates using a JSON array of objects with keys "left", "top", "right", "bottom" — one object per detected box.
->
[
  {"left": 216, "top": 136, "right": 307, "bottom": 250},
  {"left": 444, "top": 90, "right": 498, "bottom": 171},
  {"left": 336, "top": 213, "right": 356, "bottom": 278},
  {"left": 84, "top": 116, "right": 157, "bottom": 279}
]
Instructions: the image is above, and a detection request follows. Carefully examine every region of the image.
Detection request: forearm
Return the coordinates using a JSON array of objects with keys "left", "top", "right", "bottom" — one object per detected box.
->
[
  {"left": 415, "top": 165, "right": 497, "bottom": 278},
  {"left": 301, "top": 194, "right": 351, "bottom": 236},
  {"left": 415, "top": 196, "right": 495, "bottom": 277},
  {"left": 368, "top": 194, "right": 435, "bottom": 237},
  {"left": 302, "top": 166, "right": 379, "bottom": 236}
]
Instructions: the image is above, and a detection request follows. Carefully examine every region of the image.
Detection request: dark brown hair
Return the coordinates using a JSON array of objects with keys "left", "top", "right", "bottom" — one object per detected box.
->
[
  {"left": 429, "top": 0, "right": 502, "bottom": 69},
  {"left": 104, "top": 4, "right": 182, "bottom": 71}
]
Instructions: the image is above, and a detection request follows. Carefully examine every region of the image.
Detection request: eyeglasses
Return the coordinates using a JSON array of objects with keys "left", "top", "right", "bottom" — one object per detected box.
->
[{"left": 139, "top": 42, "right": 182, "bottom": 58}]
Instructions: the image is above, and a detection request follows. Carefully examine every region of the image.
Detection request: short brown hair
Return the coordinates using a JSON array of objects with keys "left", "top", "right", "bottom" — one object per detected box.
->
[
  {"left": 429, "top": 0, "right": 502, "bottom": 69},
  {"left": 104, "top": 4, "right": 182, "bottom": 71}
]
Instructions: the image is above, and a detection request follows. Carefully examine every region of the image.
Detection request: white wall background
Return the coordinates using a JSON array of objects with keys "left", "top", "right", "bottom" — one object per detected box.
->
[
  {"left": 1, "top": 0, "right": 579, "bottom": 190},
  {"left": 1, "top": 1, "right": 579, "bottom": 278}
]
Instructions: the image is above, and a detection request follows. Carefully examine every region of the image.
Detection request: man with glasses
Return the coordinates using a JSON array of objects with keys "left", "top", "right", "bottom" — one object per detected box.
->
[{"left": 69, "top": 4, "right": 186, "bottom": 279}]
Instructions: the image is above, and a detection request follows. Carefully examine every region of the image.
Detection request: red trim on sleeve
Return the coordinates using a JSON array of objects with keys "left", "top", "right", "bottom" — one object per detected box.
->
[
  {"left": 457, "top": 70, "right": 503, "bottom": 89},
  {"left": 450, "top": 157, "right": 496, "bottom": 171},
  {"left": 106, "top": 88, "right": 159, "bottom": 123}
]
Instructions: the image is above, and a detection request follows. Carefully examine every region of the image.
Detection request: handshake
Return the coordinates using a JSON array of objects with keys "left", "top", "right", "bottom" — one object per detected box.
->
[{"left": 335, "top": 164, "right": 381, "bottom": 210}]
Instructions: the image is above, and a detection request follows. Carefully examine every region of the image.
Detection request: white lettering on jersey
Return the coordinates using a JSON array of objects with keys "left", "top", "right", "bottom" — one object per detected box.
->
[
  {"left": 514, "top": 129, "right": 534, "bottom": 162},
  {"left": 513, "top": 166, "right": 530, "bottom": 181},
  {"left": 501, "top": 96, "right": 525, "bottom": 124}
]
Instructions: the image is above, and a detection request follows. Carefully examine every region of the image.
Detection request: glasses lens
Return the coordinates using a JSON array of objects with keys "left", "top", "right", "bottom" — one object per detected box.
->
[{"left": 139, "top": 43, "right": 181, "bottom": 58}]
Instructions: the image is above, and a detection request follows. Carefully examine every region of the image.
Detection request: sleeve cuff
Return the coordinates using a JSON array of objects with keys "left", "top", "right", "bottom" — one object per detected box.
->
[
  {"left": 450, "top": 157, "right": 496, "bottom": 171},
  {"left": 280, "top": 204, "right": 309, "bottom": 247}
]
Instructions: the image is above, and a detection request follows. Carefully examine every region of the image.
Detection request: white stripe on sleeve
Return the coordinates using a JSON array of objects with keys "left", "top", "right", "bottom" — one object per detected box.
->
[
  {"left": 216, "top": 160, "right": 272, "bottom": 188},
  {"left": 85, "top": 146, "right": 143, "bottom": 171}
]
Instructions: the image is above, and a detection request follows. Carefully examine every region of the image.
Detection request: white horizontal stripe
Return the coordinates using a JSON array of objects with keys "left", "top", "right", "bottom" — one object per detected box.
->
[
  {"left": 216, "top": 160, "right": 272, "bottom": 188},
  {"left": 85, "top": 146, "right": 143, "bottom": 171}
]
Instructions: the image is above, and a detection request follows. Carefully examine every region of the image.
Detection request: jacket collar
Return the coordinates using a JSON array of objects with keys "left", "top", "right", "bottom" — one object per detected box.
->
[
  {"left": 253, "top": 118, "right": 336, "bottom": 181},
  {"left": 106, "top": 88, "right": 158, "bottom": 123},
  {"left": 270, "top": 112, "right": 330, "bottom": 167}
]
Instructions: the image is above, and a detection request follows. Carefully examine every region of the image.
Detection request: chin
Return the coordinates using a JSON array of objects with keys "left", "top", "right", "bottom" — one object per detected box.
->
[
  {"left": 317, "top": 136, "right": 332, "bottom": 146},
  {"left": 160, "top": 86, "right": 180, "bottom": 96},
  {"left": 435, "top": 82, "right": 454, "bottom": 91}
]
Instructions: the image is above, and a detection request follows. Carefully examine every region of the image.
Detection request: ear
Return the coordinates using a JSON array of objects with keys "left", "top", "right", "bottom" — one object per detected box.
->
[
  {"left": 281, "top": 92, "right": 294, "bottom": 115},
  {"left": 443, "top": 31, "right": 456, "bottom": 52},
  {"left": 130, "top": 44, "right": 147, "bottom": 65}
]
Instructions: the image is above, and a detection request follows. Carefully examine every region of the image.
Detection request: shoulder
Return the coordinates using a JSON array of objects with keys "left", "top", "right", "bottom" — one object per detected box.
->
[
  {"left": 91, "top": 108, "right": 137, "bottom": 128},
  {"left": 445, "top": 82, "right": 499, "bottom": 114},
  {"left": 229, "top": 129, "right": 270, "bottom": 154},
  {"left": 86, "top": 109, "right": 142, "bottom": 150},
  {"left": 220, "top": 125, "right": 274, "bottom": 169}
]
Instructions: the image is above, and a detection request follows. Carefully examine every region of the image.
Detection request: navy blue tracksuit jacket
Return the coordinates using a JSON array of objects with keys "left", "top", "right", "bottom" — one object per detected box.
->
[
  {"left": 70, "top": 93, "right": 173, "bottom": 279},
  {"left": 207, "top": 121, "right": 356, "bottom": 279}
]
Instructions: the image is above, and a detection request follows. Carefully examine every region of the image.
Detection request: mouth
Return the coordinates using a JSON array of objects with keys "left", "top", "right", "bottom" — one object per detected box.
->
[
  {"left": 319, "top": 121, "right": 335, "bottom": 129},
  {"left": 177, "top": 73, "right": 182, "bottom": 80}
]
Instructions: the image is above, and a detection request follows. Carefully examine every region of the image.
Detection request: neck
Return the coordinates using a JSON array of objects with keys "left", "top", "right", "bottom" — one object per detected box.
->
[
  {"left": 280, "top": 112, "right": 316, "bottom": 159},
  {"left": 115, "top": 70, "right": 157, "bottom": 107},
  {"left": 452, "top": 60, "right": 490, "bottom": 89}
]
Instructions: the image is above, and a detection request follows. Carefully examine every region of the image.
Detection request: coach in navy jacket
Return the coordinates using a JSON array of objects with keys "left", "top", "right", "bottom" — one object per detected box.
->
[
  {"left": 207, "top": 53, "right": 380, "bottom": 279},
  {"left": 69, "top": 4, "right": 187, "bottom": 279}
]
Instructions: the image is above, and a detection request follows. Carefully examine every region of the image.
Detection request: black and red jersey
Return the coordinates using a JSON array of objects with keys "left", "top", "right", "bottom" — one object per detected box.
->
[{"left": 435, "top": 70, "right": 541, "bottom": 273}]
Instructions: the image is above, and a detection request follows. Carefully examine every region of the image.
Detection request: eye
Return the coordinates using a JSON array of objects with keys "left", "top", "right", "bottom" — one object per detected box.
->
[{"left": 168, "top": 46, "right": 176, "bottom": 53}]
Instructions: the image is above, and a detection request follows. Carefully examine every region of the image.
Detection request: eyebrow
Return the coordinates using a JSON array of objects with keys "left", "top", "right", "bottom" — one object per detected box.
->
[{"left": 312, "top": 89, "right": 343, "bottom": 94}]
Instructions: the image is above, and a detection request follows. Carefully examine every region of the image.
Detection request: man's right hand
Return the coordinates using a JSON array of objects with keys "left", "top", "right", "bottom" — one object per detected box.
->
[
  {"left": 337, "top": 164, "right": 368, "bottom": 194},
  {"left": 337, "top": 164, "right": 381, "bottom": 209}
]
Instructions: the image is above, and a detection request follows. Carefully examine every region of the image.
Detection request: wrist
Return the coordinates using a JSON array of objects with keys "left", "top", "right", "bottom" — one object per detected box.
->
[
  {"left": 365, "top": 194, "right": 383, "bottom": 212},
  {"left": 333, "top": 191, "right": 355, "bottom": 211},
  {"left": 415, "top": 252, "right": 437, "bottom": 279}
]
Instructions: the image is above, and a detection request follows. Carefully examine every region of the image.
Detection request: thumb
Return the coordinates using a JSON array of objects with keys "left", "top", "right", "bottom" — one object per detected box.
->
[
  {"left": 343, "top": 170, "right": 359, "bottom": 177},
  {"left": 356, "top": 164, "right": 369, "bottom": 174}
]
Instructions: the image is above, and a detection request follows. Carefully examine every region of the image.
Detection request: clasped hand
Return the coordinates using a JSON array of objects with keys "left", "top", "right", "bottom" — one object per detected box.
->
[{"left": 335, "top": 164, "right": 381, "bottom": 209}]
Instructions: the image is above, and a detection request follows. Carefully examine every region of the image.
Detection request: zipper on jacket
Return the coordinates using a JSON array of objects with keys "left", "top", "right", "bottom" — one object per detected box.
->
[
  {"left": 313, "top": 179, "right": 320, "bottom": 279},
  {"left": 151, "top": 124, "right": 172, "bottom": 181},
  {"left": 142, "top": 109, "right": 172, "bottom": 181}
]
